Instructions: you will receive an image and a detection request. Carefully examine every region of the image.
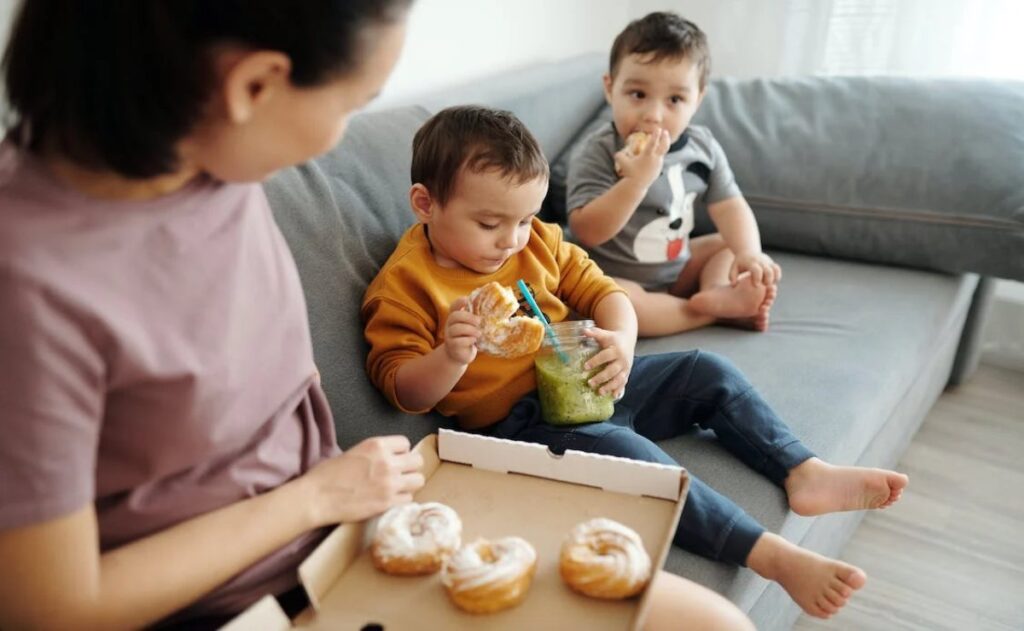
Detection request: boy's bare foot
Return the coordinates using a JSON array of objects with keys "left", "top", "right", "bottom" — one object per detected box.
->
[
  {"left": 785, "top": 457, "right": 909, "bottom": 516},
  {"left": 718, "top": 283, "right": 777, "bottom": 332},
  {"left": 748, "top": 533, "right": 866, "bottom": 619},
  {"left": 689, "top": 274, "right": 768, "bottom": 321}
]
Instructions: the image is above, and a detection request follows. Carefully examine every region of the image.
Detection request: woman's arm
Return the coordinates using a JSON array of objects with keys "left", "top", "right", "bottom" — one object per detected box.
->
[{"left": 0, "top": 436, "right": 424, "bottom": 631}]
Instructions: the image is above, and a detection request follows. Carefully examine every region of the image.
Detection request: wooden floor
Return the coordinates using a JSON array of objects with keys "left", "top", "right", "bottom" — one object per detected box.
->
[{"left": 794, "top": 364, "right": 1024, "bottom": 631}]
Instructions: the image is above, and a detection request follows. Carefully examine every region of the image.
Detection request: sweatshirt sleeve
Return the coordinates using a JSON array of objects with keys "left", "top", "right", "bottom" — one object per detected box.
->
[{"left": 362, "top": 296, "right": 437, "bottom": 415}]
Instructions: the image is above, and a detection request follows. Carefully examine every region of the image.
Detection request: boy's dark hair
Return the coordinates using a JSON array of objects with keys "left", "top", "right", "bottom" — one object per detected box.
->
[
  {"left": 411, "top": 105, "right": 549, "bottom": 206},
  {"left": 609, "top": 12, "right": 711, "bottom": 90},
  {"left": 2, "top": 0, "right": 412, "bottom": 178}
]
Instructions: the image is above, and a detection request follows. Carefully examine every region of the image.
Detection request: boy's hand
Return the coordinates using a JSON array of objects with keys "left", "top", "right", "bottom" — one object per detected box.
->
[
  {"left": 582, "top": 327, "right": 636, "bottom": 398},
  {"left": 443, "top": 297, "right": 481, "bottom": 365},
  {"left": 614, "top": 128, "right": 671, "bottom": 189},
  {"left": 730, "top": 252, "right": 782, "bottom": 287}
]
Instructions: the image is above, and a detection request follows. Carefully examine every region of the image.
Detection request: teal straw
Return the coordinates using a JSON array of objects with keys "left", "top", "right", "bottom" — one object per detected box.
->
[{"left": 516, "top": 279, "right": 569, "bottom": 364}]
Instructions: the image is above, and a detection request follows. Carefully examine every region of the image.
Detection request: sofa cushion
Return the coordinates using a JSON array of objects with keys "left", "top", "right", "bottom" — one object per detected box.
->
[
  {"left": 264, "top": 106, "right": 444, "bottom": 447},
  {"left": 548, "top": 78, "right": 1024, "bottom": 281}
]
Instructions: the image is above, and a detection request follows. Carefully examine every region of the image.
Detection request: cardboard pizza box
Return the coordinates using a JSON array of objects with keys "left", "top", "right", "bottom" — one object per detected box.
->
[{"left": 223, "top": 429, "right": 688, "bottom": 631}]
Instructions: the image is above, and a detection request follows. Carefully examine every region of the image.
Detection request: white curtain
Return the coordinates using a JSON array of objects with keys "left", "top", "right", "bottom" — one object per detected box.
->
[
  {"left": 629, "top": 0, "right": 1024, "bottom": 80},
  {"left": 818, "top": 0, "right": 1024, "bottom": 78}
]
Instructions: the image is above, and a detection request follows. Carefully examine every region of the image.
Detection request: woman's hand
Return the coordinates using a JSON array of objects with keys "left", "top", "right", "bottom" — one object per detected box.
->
[
  {"left": 583, "top": 327, "right": 636, "bottom": 398},
  {"left": 302, "top": 435, "right": 425, "bottom": 527}
]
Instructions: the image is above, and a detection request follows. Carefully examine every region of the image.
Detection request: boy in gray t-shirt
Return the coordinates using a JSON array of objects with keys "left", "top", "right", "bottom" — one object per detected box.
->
[{"left": 568, "top": 12, "right": 781, "bottom": 336}]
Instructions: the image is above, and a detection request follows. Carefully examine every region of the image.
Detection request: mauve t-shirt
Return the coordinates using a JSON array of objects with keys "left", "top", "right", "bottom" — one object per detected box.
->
[{"left": 0, "top": 141, "right": 341, "bottom": 620}]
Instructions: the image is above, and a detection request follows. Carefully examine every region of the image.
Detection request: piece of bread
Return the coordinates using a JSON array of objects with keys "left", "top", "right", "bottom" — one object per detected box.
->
[
  {"left": 625, "top": 131, "right": 651, "bottom": 156},
  {"left": 467, "top": 282, "right": 544, "bottom": 359}
]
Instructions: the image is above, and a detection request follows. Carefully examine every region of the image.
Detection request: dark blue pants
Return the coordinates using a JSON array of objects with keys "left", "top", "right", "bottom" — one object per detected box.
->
[{"left": 485, "top": 350, "right": 815, "bottom": 566}]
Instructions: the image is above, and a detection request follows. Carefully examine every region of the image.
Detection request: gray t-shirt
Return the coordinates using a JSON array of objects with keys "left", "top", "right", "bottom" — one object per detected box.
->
[
  {"left": 0, "top": 142, "right": 340, "bottom": 620},
  {"left": 567, "top": 123, "right": 742, "bottom": 289}
]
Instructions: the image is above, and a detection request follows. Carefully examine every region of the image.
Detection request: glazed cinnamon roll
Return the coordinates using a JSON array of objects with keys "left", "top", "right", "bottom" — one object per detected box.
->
[
  {"left": 441, "top": 537, "right": 537, "bottom": 614},
  {"left": 559, "top": 518, "right": 652, "bottom": 599},
  {"left": 370, "top": 502, "right": 462, "bottom": 575},
  {"left": 467, "top": 282, "right": 544, "bottom": 359}
]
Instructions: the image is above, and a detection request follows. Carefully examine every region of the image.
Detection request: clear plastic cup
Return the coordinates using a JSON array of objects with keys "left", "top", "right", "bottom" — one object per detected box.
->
[{"left": 534, "top": 320, "right": 615, "bottom": 425}]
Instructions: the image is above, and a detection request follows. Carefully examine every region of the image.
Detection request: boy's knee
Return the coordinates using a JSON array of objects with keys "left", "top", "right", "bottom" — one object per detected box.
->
[
  {"left": 591, "top": 427, "right": 674, "bottom": 466},
  {"left": 695, "top": 351, "right": 749, "bottom": 390}
]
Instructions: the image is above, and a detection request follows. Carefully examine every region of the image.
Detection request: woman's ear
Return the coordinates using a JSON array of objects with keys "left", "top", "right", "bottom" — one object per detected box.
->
[
  {"left": 221, "top": 50, "right": 293, "bottom": 124},
  {"left": 409, "top": 183, "right": 436, "bottom": 223}
]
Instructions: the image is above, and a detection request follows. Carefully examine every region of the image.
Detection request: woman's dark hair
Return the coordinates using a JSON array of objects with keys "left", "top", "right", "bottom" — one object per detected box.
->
[{"left": 2, "top": 0, "right": 412, "bottom": 178}]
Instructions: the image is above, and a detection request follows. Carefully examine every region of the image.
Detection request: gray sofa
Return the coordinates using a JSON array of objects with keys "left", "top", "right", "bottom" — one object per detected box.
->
[{"left": 264, "top": 53, "right": 1023, "bottom": 629}]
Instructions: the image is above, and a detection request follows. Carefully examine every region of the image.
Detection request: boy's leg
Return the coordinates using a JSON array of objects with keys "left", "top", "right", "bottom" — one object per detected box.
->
[
  {"left": 624, "top": 351, "right": 814, "bottom": 483},
  {"left": 615, "top": 277, "right": 714, "bottom": 337},
  {"left": 675, "top": 234, "right": 774, "bottom": 331},
  {"left": 667, "top": 233, "right": 730, "bottom": 297},
  {"left": 486, "top": 394, "right": 767, "bottom": 567},
  {"left": 620, "top": 353, "right": 885, "bottom": 618},
  {"left": 488, "top": 383, "right": 875, "bottom": 619},
  {"left": 625, "top": 352, "right": 908, "bottom": 514}
]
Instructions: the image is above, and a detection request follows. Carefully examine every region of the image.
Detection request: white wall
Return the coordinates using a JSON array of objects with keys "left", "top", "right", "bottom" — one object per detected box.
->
[{"left": 378, "top": 0, "right": 627, "bottom": 105}]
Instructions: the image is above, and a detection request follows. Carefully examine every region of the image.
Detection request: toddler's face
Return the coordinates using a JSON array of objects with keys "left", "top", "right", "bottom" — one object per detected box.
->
[
  {"left": 420, "top": 168, "right": 548, "bottom": 274},
  {"left": 603, "top": 53, "right": 705, "bottom": 145}
]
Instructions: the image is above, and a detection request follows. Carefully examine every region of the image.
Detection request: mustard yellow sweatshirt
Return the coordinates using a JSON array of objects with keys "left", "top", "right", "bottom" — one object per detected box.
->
[{"left": 362, "top": 219, "right": 623, "bottom": 429}]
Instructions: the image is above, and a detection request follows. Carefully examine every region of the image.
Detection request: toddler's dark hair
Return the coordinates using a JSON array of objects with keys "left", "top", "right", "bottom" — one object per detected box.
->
[
  {"left": 2, "top": 0, "right": 412, "bottom": 178},
  {"left": 609, "top": 12, "right": 711, "bottom": 90},
  {"left": 411, "top": 105, "right": 549, "bottom": 206}
]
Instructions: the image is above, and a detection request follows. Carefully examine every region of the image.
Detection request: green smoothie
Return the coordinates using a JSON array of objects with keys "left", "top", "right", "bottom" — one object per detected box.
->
[{"left": 535, "top": 350, "right": 615, "bottom": 425}]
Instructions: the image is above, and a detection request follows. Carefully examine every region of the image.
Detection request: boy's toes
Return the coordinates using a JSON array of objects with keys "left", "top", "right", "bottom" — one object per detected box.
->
[
  {"left": 817, "top": 597, "right": 839, "bottom": 616},
  {"left": 825, "top": 586, "right": 847, "bottom": 608}
]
